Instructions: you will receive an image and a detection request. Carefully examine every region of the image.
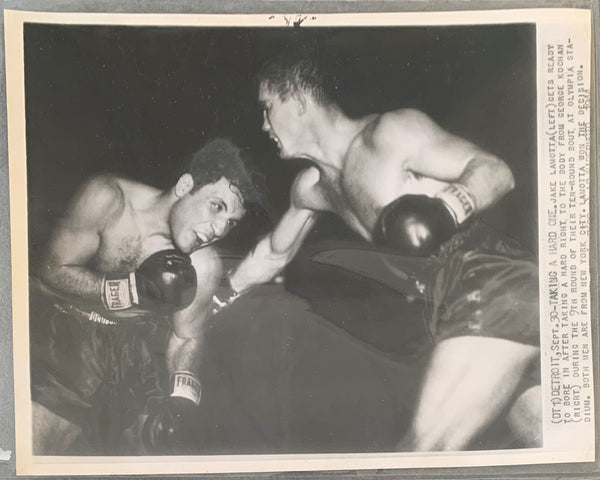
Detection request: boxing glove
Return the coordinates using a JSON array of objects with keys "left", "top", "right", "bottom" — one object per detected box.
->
[
  {"left": 142, "top": 372, "right": 202, "bottom": 454},
  {"left": 373, "top": 197, "right": 448, "bottom": 257},
  {"left": 102, "top": 250, "right": 197, "bottom": 313},
  {"left": 374, "top": 184, "right": 476, "bottom": 257}
]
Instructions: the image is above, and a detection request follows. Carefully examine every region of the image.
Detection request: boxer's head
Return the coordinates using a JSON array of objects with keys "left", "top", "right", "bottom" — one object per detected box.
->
[
  {"left": 257, "top": 53, "right": 330, "bottom": 107},
  {"left": 169, "top": 138, "right": 259, "bottom": 253},
  {"left": 257, "top": 50, "right": 337, "bottom": 159}
]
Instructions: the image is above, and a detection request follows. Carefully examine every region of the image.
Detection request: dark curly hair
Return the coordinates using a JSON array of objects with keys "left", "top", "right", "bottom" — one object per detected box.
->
[{"left": 187, "top": 138, "right": 264, "bottom": 210}]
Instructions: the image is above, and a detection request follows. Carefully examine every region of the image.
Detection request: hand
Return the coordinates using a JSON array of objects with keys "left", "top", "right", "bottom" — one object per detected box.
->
[
  {"left": 102, "top": 250, "right": 197, "bottom": 313},
  {"left": 142, "top": 396, "right": 199, "bottom": 454},
  {"left": 373, "top": 195, "right": 456, "bottom": 256}
]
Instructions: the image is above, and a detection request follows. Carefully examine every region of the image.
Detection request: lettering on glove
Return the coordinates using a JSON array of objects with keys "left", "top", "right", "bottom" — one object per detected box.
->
[
  {"left": 435, "top": 183, "right": 477, "bottom": 226},
  {"left": 171, "top": 371, "right": 202, "bottom": 405}
]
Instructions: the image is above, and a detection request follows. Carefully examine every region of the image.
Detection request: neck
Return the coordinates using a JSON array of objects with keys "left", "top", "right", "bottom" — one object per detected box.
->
[
  {"left": 137, "top": 187, "right": 176, "bottom": 238},
  {"left": 300, "top": 103, "right": 372, "bottom": 171}
]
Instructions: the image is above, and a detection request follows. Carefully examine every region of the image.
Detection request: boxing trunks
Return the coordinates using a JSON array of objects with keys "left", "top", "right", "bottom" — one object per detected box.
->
[
  {"left": 423, "top": 220, "right": 539, "bottom": 346},
  {"left": 29, "top": 277, "right": 164, "bottom": 454}
]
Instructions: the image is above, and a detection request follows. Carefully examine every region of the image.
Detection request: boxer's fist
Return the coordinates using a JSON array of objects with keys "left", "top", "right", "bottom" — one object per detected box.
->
[
  {"left": 142, "top": 396, "right": 199, "bottom": 454},
  {"left": 373, "top": 195, "right": 456, "bottom": 256},
  {"left": 136, "top": 250, "right": 197, "bottom": 311},
  {"left": 102, "top": 250, "right": 197, "bottom": 313},
  {"left": 142, "top": 371, "right": 202, "bottom": 453}
]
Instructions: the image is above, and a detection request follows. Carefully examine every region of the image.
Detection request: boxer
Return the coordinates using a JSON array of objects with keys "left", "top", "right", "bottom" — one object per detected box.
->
[
  {"left": 30, "top": 138, "right": 254, "bottom": 454},
  {"left": 215, "top": 52, "right": 541, "bottom": 450}
]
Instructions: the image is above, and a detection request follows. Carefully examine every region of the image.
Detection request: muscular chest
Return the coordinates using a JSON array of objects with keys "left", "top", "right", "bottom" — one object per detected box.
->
[
  {"left": 307, "top": 169, "right": 373, "bottom": 239},
  {"left": 92, "top": 212, "right": 172, "bottom": 273}
]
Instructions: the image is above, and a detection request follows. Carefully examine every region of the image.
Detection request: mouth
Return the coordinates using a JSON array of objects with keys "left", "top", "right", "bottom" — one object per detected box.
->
[
  {"left": 268, "top": 134, "right": 282, "bottom": 150},
  {"left": 195, "top": 231, "right": 210, "bottom": 245}
]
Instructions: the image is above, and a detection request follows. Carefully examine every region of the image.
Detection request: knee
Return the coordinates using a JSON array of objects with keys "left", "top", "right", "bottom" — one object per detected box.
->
[{"left": 507, "top": 385, "right": 542, "bottom": 447}]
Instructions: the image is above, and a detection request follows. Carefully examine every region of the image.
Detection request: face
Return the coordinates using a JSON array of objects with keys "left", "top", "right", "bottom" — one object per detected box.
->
[
  {"left": 258, "top": 82, "right": 307, "bottom": 159},
  {"left": 169, "top": 176, "right": 246, "bottom": 254}
]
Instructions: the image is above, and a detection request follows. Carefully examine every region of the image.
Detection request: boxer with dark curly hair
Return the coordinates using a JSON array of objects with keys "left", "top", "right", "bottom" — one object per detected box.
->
[{"left": 31, "top": 138, "right": 255, "bottom": 455}]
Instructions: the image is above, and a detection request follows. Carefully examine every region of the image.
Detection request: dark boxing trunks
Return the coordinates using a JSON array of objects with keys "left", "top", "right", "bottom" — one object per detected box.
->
[
  {"left": 29, "top": 278, "right": 164, "bottom": 453},
  {"left": 425, "top": 221, "right": 540, "bottom": 346}
]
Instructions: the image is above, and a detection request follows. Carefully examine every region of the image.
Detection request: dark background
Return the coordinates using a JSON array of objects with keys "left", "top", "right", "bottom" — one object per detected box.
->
[{"left": 24, "top": 22, "right": 537, "bottom": 268}]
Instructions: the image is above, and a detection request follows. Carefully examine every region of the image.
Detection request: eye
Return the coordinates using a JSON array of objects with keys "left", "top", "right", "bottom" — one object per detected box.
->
[
  {"left": 227, "top": 219, "right": 239, "bottom": 228},
  {"left": 211, "top": 201, "right": 223, "bottom": 213},
  {"left": 261, "top": 102, "right": 271, "bottom": 115}
]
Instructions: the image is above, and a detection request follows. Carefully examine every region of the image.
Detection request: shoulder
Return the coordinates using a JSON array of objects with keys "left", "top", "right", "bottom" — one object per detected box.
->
[
  {"left": 366, "top": 109, "right": 442, "bottom": 152},
  {"left": 69, "top": 174, "right": 125, "bottom": 215},
  {"left": 64, "top": 174, "right": 125, "bottom": 228},
  {"left": 290, "top": 166, "right": 321, "bottom": 210}
]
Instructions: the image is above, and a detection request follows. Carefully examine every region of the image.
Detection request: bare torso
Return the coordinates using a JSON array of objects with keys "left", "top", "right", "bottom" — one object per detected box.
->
[
  {"left": 90, "top": 177, "right": 174, "bottom": 273},
  {"left": 294, "top": 113, "right": 450, "bottom": 240}
]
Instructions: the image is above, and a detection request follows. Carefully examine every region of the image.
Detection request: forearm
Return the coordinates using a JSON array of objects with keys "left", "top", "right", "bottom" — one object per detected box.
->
[
  {"left": 166, "top": 332, "right": 203, "bottom": 406},
  {"left": 166, "top": 332, "right": 203, "bottom": 377},
  {"left": 229, "top": 234, "right": 289, "bottom": 294},
  {"left": 143, "top": 331, "right": 205, "bottom": 451},
  {"left": 40, "top": 262, "right": 103, "bottom": 300},
  {"left": 229, "top": 207, "right": 316, "bottom": 294}
]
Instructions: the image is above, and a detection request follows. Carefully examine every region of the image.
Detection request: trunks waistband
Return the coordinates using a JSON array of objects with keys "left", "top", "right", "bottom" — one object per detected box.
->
[{"left": 52, "top": 302, "right": 119, "bottom": 326}]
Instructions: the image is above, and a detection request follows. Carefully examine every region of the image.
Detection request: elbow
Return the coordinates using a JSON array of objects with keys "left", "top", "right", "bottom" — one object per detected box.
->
[
  {"left": 481, "top": 154, "right": 514, "bottom": 198},
  {"left": 38, "top": 259, "right": 57, "bottom": 287},
  {"left": 500, "top": 160, "right": 516, "bottom": 195}
]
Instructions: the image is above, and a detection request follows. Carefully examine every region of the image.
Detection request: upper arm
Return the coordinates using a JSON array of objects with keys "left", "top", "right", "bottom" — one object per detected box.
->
[
  {"left": 377, "top": 110, "right": 507, "bottom": 182},
  {"left": 41, "top": 175, "right": 123, "bottom": 279},
  {"left": 374, "top": 110, "right": 515, "bottom": 207},
  {"left": 171, "top": 246, "right": 222, "bottom": 339}
]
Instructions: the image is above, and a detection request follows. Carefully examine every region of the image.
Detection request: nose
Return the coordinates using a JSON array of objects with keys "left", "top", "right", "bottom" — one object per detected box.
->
[
  {"left": 211, "top": 218, "right": 228, "bottom": 238},
  {"left": 261, "top": 110, "right": 270, "bottom": 132}
]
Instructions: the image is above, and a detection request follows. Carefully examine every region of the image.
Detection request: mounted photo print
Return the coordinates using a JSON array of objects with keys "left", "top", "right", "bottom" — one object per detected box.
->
[{"left": 4, "top": 7, "right": 593, "bottom": 476}]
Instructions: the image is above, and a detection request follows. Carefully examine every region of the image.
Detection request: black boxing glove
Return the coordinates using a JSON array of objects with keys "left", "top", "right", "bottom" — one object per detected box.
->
[
  {"left": 142, "top": 372, "right": 202, "bottom": 454},
  {"left": 102, "top": 250, "right": 197, "bottom": 313},
  {"left": 373, "top": 195, "right": 453, "bottom": 257},
  {"left": 374, "top": 184, "right": 476, "bottom": 257}
]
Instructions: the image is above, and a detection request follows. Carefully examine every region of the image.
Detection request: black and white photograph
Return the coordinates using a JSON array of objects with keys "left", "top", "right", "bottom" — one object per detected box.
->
[{"left": 4, "top": 8, "right": 594, "bottom": 476}]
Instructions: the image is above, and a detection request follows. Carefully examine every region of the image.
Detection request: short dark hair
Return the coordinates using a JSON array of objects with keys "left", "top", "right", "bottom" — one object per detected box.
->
[
  {"left": 257, "top": 47, "right": 332, "bottom": 106},
  {"left": 187, "top": 138, "right": 263, "bottom": 208}
]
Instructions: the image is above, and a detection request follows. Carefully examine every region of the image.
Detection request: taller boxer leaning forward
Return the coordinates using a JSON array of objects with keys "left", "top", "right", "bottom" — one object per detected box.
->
[
  {"left": 30, "top": 138, "right": 254, "bottom": 455},
  {"left": 215, "top": 52, "right": 541, "bottom": 451}
]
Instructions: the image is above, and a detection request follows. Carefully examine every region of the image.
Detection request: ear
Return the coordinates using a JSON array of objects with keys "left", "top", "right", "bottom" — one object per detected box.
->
[
  {"left": 292, "top": 90, "right": 307, "bottom": 115},
  {"left": 175, "top": 173, "right": 194, "bottom": 197}
]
